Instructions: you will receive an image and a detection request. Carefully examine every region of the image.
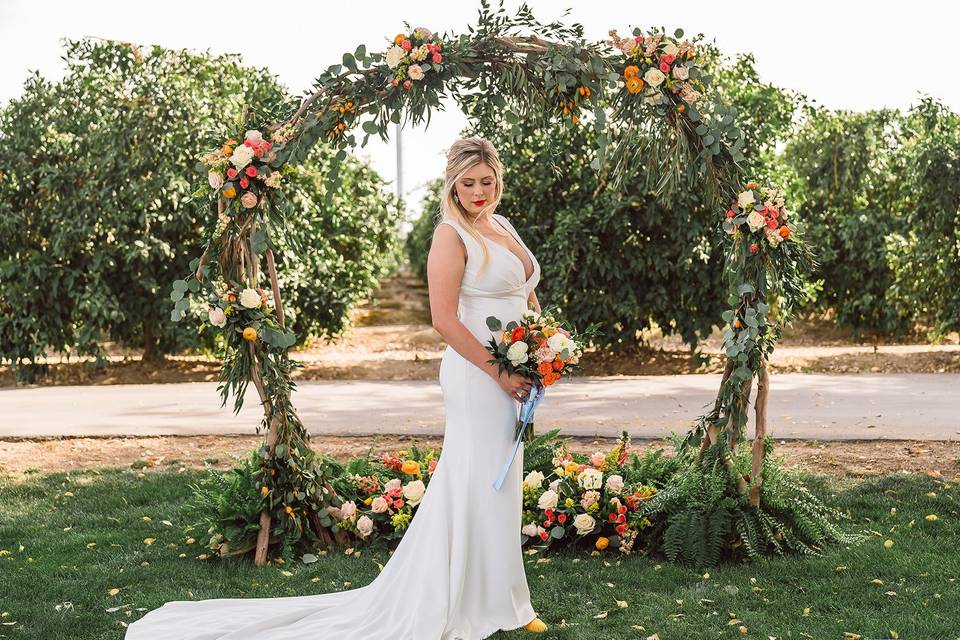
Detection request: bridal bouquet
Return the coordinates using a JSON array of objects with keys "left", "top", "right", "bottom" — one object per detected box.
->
[
  {"left": 484, "top": 307, "right": 597, "bottom": 491},
  {"left": 722, "top": 181, "right": 794, "bottom": 252},
  {"left": 607, "top": 27, "right": 705, "bottom": 113}
]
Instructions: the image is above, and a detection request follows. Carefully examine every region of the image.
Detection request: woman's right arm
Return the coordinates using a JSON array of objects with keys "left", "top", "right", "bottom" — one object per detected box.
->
[{"left": 427, "top": 224, "right": 532, "bottom": 400}]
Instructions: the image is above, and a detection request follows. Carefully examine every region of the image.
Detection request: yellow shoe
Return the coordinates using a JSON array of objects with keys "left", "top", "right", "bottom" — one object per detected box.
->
[{"left": 524, "top": 616, "right": 547, "bottom": 633}]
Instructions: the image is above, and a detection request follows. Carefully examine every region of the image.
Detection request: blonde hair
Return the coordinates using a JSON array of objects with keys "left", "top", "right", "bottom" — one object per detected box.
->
[{"left": 436, "top": 136, "right": 508, "bottom": 274}]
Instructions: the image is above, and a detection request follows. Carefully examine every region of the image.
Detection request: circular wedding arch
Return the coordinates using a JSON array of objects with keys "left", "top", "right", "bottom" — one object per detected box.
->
[{"left": 173, "top": 2, "right": 834, "bottom": 565}]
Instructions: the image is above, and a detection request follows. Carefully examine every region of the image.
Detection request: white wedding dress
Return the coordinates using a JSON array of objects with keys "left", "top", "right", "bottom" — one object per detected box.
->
[{"left": 126, "top": 213, "right": 542, "bottom": 639}]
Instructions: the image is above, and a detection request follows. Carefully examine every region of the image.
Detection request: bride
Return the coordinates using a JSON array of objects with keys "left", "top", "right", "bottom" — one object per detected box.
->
[{"left": 125, "top": 137, "right": 548, "bottom": 639}]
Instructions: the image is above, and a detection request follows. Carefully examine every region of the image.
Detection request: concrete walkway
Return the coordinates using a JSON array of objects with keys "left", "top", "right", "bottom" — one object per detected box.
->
[{"left": 2, "top": 373, "right": 958, "bottom": 441}]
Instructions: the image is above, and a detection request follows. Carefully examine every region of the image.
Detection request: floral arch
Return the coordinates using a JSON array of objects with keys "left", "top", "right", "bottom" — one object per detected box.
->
[{"left": 172, "top": 2, "right": 847, "bottom": 566}]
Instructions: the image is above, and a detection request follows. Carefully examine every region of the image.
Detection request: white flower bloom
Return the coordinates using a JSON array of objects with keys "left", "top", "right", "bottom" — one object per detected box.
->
[
  {"left": 521, "top": 309, "right": 542, "bottom": 323},
  {"left": 384, "top": 478, "right": 402, "bottom": 493},
  {"left": 523, "top": 470, "right": 545, "bottom": 489},
  {"left": 239, "top": 288, "right": 262, "bottom": 309},
  {"left": 402, "top": 479, "right": 426, "bottom": 506},
  {"left": 507, "top": 340, "right": 529, "bottom": 364},
  {"left": 385, "top": 45, "right": 406, "bottom": 69},
  {"left": 573, "top": 513, "right": 596, "bottom": 536},
  {"left": 356, "top": 515, "right": 374, "bottom": 538},
  {"left": 208, "top": 307, "right": 227, "bottom": 328},
  {"left": 765, "top": 227, "right": 784, "bottom": 247},
  {"left": 407, "top": 64, "right": 425, "bottom": 81},
  {"left": 662, "top": 41, "right": 679, "bottom": 57},
  {"left": 747, "top": 210, "right": 766, "bottom": 232},
  {"left": 521, "top": 523, "right": 540, "bottom": 537},
  {"left": 643, "top": 67, "right": 666, "bottom": 87},
  {"left": 547, "top": 333, "right": 574, "bottom": 356},
  {"left": 244, "top": 130, "right": 263, "bottom": 145},
  {"left": 229, "top": 144, "right": 255, "bottom": 169},
  {"left": 605, "top": 474, "right": 625, "bottom": 494},
  {"left": 738, "top": 189, "right": 756, "bottom": 208},
  {"left": 580, "top": 490, "right": 600, "bottom": 510},
  {"left": 548, "top": 478, "right": 561, "bottom": 492},
  {"left": 208, "top": 172, "right": 223, "bottom": 189},
  {"left": 578, "top": 467, "right": 604, "bottom": 490},
  {"left": 371, "top": 496, "right": 389, "bottom": 513},
  {"left": 537, "top": 489, "right": 559, "bottom": 510},
  {"left": 672, "top": 64, "right": 689, "bottom": 81}
]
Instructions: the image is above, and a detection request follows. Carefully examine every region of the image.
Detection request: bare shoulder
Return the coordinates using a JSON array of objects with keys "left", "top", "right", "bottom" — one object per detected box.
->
[{"left": 430, "top": 221, "right": 466, "bottom": 261}]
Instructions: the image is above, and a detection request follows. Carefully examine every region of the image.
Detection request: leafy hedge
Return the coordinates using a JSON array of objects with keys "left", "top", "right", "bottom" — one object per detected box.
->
[{"left": 0, "top": 39, "right": 403, "bottom": 381}]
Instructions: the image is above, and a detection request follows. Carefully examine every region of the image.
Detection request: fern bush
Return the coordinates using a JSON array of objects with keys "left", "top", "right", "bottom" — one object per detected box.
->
[{"left": 639, "top": 434, "right": 866, "bottom": 569}]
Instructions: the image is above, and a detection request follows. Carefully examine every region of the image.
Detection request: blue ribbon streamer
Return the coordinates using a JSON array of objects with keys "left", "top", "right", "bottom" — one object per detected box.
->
[{"left": 493, "top": 382, "right": 546, "bottom": 492}]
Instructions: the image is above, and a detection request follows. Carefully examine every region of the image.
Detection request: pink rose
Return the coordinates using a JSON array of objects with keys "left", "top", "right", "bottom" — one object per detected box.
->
[
  {"left": 391, "top": 79, "right": 399, "bottom": 86},
  {"left": 239, "top": 177, "right": 249, "bottom": 189},
  {"left": 240, "top": 191, "right": 258, "bottom": 209},
  {"left": 402, "top": 80, "right": 412, "bottom": 90},
  {"left": 590, "top": 452, "right": 606, "bottom": 468},
  {"left": 605, "top": 474, "right": 625, "bottom": 494},
  {"left": 207, "top": 307, "right": 227, "bottom": 328},
  {"left": 401, "top": 39, "right": 411, "bottom": 51},
  {"left": 432, "top": 53, "right": 442, "bottom": 64},
  {"left": 339, "top": 501, "right": 357, "bottom": 521},
  {"left": 766, "top": 218, "right": 778, "bottom": 229},
  {"left": 384, "top": 478, "right": 402, "bottom": 493},
  {"left": 659, "top": 60, "right": 670, "bottom": 73},
  {"left": 580, "top": 490, "right": 600, "bottom": 510},
  {"left": 371, "top": 496, "right": 389, "bottom": 513},
  {"left": 226, "top": 167, "right": 238, "bottom": 179},
  {"left": 356, "top": 515, "right": 374, "bottom": 538},
  {"left": 245, "top": 166, "right": 257, "bottom": 177}
]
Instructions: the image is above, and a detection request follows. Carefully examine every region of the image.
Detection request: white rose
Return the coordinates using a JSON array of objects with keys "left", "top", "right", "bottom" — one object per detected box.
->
[
  {"left": 578, "top": 468, "right": 604, "bottom": 490},
  {"left": 385, "top": 45, "right": 406, "bottom": 69},
  {"left": 239, "top": 288, "right": 261, "bottom": 309},
  {"left": 507, "top": 341, "right": 529, "bottom": 364},
  {"left": 573, "top": 513, "right": 596, "bottom": 536},
  {"left": 737, "top": 189, "right": 756, "bottom": 208},
  {"left": 662, "top": 42, "right": 679, "bottom": 57},
  {"left": 547, "top": 333, "right": 574, "bottom": 356},
  {"left": 537, "top": 489, "right": 559, "bottom": 510},
  {"left": 244, "top": 130, "right": 263, "bottom": 145},
  {"left": 371, "top": 496, "right": 389, "bottom": 513},
  {"left": 643, "top": 68, "right": 665, "bottom": 87},
  {"left": 208, "top": 307, "right": 227, "bottom": 328},
  {"left": 229, "top": 144, "right": 255, "bottom": 169},
  {"left": 356, "top": 515, "right": 374, "bottom": 538},
  {"left": 672, "top": 64, "right": 689, "bottom": 81},
  {"left": 747, "top": 210, "right": 766, "bottom": 232},
  {"left": 521, "top": 523, "right": 540, "bottom": 537},
  {"left": 402, "top": 479, "right": 426, "bottom": 506},
  {"left": 765, "top": 227, "right": 784, "bottom": 247},
  {"left": 339, "top": 501, "right": 357, "bottom": 521},
  {"left": 523, "top": 470, "right": 545, "bottom": 489},
  {"left": 521, "top": 309, "right": 542, "bottom": 323},
  {"left": 605, "top": 474, "right": 625, "bottom": 494},
  {"left": 208, "top": 172, "right": 223, "bottom": 189},
  {"left": 407, "top": 64, "right": 425, "bottom": 81}
]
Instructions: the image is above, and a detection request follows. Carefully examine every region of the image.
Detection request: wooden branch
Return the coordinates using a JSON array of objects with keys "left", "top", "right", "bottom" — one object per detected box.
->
[
  {"left": 750, "top": 362, "right": 769, "bottom": 507},
  {"left": 265, "top": 249, "right": 285, "bottom": 329}
]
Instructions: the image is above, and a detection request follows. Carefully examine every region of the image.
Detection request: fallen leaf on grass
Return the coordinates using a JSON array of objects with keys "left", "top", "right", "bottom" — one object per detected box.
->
[
  {"left": 108, "top": 588, "right": 120, "bottom": 596},
  {"left": 143, "top": 538, "right": 156, "bottom": 546}
]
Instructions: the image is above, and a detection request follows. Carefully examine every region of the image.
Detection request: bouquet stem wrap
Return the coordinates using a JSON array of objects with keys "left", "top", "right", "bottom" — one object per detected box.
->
[{"left": 492, "top": 382, "right": 545, "bottom": 492}]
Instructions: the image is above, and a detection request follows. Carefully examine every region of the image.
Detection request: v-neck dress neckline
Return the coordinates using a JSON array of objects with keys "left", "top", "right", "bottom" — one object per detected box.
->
[{"left": 480, "top": 215, "right": 536, "bottom": 284}]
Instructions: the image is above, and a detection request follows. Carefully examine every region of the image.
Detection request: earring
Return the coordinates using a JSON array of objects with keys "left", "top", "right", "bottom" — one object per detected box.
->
[{"left": 453, "top": 193, "right": 460, "bottom": 204}]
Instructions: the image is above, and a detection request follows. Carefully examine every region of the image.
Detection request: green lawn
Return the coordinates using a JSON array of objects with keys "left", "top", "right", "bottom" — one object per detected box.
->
[{"left": 1, "top": 468, "right": 957, "bottom": 639}]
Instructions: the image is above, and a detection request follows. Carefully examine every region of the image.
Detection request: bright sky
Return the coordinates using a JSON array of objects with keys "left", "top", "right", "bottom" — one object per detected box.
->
[{"left": 3, "top": 1, "right": 958, "bottom": 226}]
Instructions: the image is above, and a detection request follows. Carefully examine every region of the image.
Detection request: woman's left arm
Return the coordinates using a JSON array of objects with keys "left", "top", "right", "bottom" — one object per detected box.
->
[{"left": 527, "top": 290, "right": 541, "bottom": 313}]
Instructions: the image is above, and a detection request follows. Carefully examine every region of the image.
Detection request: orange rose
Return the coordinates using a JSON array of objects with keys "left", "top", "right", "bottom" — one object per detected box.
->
[
  {"left": 511, "top": 327, "right": 526, "bottom": 342},
  {"left": 779, "top": 226, "right": 791, "bottom": 239}
]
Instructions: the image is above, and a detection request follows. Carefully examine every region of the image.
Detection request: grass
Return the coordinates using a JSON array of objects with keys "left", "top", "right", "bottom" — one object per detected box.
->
[{"left": 0, "top": 468, "right": 958, "bottom": 639}]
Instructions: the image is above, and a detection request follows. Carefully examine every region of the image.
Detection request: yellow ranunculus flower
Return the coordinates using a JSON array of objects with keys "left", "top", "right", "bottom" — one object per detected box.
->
[
  {"left": 564, "top": 461, "right": 580, "bottom": 475},
  {"left": 242, "top": 327, "right": 258, "bottom": 342},
  {"left": 222, "top": 185, "right": 237, "bottom": 199},
  {"left": 394, "top": 34, "right": 405, "bottom": 44},
  {"left": 401, "top": 460, "right": 421, "bottom": 475},
  {"left": 364, "top": 497, "right": 373, "bottom": 505},
  {"left": 595, "top": 536, "right": 609, "bottom": 550}
]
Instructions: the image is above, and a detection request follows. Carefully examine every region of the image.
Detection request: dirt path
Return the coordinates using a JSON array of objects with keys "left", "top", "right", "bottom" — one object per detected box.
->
[
  {"left": 1, "top": 435, "right": 956, "bottom": 483},
  {"left": 2, "top": 266, "right": 957, "bottom": 387}
]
